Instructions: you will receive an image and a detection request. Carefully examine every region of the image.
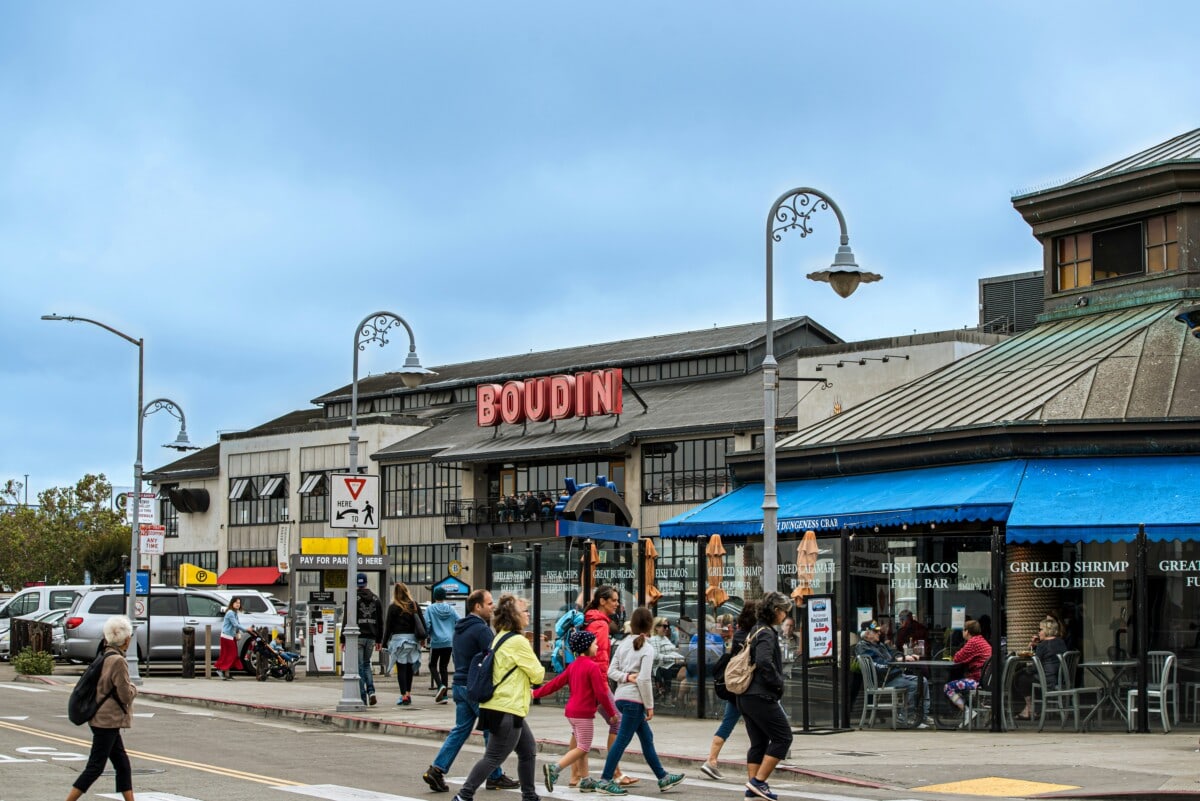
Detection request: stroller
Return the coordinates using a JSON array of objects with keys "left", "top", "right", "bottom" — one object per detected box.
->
[{"left": 248, "top": 630, "right": 296, "bottom": 682}]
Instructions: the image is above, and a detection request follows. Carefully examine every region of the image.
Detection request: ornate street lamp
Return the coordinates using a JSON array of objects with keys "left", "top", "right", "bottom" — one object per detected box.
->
[
  {"left": 338, "top": 311, "right": 435, "bottom": 712},
  {"left": 760, "top": 190, "right": 880, "bottom": 593},
  {"left": 40, "top": 315, "right": 199, "bottom": 682}
]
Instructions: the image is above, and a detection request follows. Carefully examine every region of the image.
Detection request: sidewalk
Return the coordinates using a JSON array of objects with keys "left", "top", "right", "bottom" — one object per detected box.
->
[{"left": 12, "top": 665, "right": 1200, "bottom": 797}]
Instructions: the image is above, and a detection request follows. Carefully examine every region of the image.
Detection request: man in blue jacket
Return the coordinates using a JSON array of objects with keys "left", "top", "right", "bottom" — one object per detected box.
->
[{"left": 422, "top": 589, "right": 519, "bottom": 793}]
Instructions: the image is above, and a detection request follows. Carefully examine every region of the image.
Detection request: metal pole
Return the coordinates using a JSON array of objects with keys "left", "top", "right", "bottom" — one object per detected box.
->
[
  {"left": 1135, "top": 524, "right": 1149, "bottom": 733},
  {"left": 338, "top": 327, "right": 365, "bottom": 712},
  {"left": 761, "top": 189, "right": 855, "bottom": 594},
  {"left": 129, "top": 338, "right": 144, "bottom": 684},
  {"left": 991, "top": 525, "right": 1004, "bottom": 732}
]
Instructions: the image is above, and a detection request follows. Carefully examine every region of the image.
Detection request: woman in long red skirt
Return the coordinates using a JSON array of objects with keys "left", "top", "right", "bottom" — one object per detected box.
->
[{"left": 214, "top": 597, "right": 254, "bottom": 679}]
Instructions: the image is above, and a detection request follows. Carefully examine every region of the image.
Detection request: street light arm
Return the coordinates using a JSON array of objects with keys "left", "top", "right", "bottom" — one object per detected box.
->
[
  {"left": 40, "top": 314, "right": 142, "bottom": 348},
  {"left": 143, "top": 397, "right": 186, "bottom": 425},
  {"left": 767, "top": 187, "right": 851, "bottom": 247}
]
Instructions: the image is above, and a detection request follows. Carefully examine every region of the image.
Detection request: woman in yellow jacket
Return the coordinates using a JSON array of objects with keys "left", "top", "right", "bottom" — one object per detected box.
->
[{"left": 454, "top": 594, "right": 545, "bottom": 801}]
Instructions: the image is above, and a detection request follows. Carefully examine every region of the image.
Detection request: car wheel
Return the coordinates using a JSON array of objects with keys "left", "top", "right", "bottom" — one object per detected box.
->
[{"left": 240, "top": 639, "right": 258, "bottom": 675}]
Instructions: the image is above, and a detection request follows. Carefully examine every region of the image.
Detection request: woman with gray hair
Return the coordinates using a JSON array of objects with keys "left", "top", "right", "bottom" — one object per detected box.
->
[
  {"left": 736, "top": 592, "right": 793, "bottom": 801},
  {"left": 66, "top": 615, "right": 138, "bottom": 801}
]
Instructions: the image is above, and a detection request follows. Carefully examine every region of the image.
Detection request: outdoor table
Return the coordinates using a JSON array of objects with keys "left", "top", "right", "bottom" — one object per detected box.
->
[
  {"left": 1080, "top": 659, "right": 1136, "bottom": 727},
  {"left": 890, "top": 659, "right": 965, "bottom": 729}
]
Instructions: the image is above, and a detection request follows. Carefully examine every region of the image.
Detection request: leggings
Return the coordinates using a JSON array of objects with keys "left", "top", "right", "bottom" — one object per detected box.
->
[
  {"left": 431, "top": 647, "right": 452, "bottom": 689},
  {"left": 736, "top": 694, "right": 792, "bottom": 764},
  {"left": 72, "top": 726, "right": 132, "bottom": 794},
  {"left": 396, "top": 662, "right": 415, "bottom": 694},
  {"left": 459, "top": 713, "right": 538, "bottom": 801}
]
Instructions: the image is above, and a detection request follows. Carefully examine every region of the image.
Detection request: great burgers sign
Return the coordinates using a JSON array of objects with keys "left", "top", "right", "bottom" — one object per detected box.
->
[{"left": 477, "top": 368, "right": 623, "bottom": 427}]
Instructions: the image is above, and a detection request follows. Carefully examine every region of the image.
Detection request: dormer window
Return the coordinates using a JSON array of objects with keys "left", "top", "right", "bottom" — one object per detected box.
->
[{"left": 1054, "top": 212, "right": 1177, "bottom": 291}]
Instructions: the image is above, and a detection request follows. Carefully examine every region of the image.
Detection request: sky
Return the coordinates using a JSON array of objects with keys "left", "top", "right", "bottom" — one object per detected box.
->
[{"left": 3, "top": 2, "right": 1199, "bottom": 500}]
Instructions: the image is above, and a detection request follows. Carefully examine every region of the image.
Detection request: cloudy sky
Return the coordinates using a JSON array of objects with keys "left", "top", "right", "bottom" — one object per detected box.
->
[{"left": 3, "top": 2, "right": 1198, "bottom": 500}]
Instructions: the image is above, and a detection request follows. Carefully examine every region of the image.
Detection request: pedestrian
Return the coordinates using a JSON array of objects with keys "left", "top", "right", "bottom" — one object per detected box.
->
[
  {"left": 382, "top": 581, "right": 426, "bottom": 706},
  {"left": 423, "top": 590, "right": 519, "bottom": 793},
  {"left": 65, "top": 615, "right": 137, "bottom": 801},
  {"left": 532, "top": 629, "right": 619, "bottom": 792},
  {"left": 452, "top": 594, "right": 545, "bottom": 801},
  {"left": 342, "top": 572, "right": 384, "bottom": 705},
  {"left": 739, "top": 592, "right": 794, "bottom": 801},
  {"left": 426, "top": 586, "right": 460, "bottom": 704},
  {"left": 595, "top": 606, "right": 685, "bottom": 796},
  {"left": 214, "top": 596, "right": 254, "bottom": 680},
  {"left": 700, "top": 600, "right": 758, "bottom": 780}
]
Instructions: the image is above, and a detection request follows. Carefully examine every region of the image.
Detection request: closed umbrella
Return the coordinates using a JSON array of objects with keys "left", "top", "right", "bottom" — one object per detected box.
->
[
  {"left": 790, "top": 529, "right": 819, "bottom": 603},
  {"left": 705, "top": 534, "right": 729, "bottom": 608},
  {"left": 644, "top": 538, "right": 663, "bottom": 603}
]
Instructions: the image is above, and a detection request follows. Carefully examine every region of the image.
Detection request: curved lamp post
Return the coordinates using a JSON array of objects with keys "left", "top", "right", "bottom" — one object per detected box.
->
[
  {"left": 338, "top": 311, "right": 435, "bottom": 712},
  {"left": 760, "top": 189, "right": 880, "bottom": 593},
  {"left": 40, "top": 315, "right": 199, "bottom": 683}
]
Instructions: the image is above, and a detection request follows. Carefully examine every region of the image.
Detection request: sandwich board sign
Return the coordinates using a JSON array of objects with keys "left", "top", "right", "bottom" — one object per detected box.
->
[{"left": 329, "top": 473, "right": 379, "bottom": 530}]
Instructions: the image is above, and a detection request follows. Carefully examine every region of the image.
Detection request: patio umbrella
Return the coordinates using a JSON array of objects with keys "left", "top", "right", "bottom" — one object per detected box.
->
[
  {"left": 705, "top": 534, "right": 729, "bottom": 607},
  {"left": 791, "top": 529, "right": 819, "bottom": 604},
  {"left": 644, "top": 538, "right": 663, "bottom": 603},
  {"left": 581, "top": 541, "right": 599, "bottom": 597}
]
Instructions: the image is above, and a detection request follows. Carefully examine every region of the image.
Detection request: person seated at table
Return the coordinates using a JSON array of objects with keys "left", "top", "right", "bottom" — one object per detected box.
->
[
  {"left": 943, "top": 620, "right": 991, "bottom": 727},
  {"left": 854, "top": 620, "right": 933, "bottom": 728},
  {"left": 650, "top": 617, "right": 685, "bottom": 697},
  {"left": 1013, "top": 617, "right": 1067, "bottom": 720},
  {"left": 896, "top": 609, "right": 930, "bottom": 654},
  {"left": 678, "top": 618, "right": 725, "bottom": 704}
]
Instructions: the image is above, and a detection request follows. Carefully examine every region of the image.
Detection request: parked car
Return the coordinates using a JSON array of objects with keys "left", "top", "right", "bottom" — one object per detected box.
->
[
  {"left": 0, "top": 585, "right": 94, "bottom": 624},
  {"left": 63, "top": 586, "right": 232, "bottom": 664}
]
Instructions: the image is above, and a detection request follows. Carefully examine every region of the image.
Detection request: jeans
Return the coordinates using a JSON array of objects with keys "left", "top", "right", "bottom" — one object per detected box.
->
[
  {"left": 459, "top": 712, "right": 537, "bottom": 801},
  {"left": 887, "top": 674, "right": 929, "bottom": 718},
  {"left": 357, "top": 638, "right": 377, "bottom": 702},
  {"left": 602, "top": 700, "right": 665, "bottom": 781},
  {"left": 714, "top": 700, "right": 741, "bottom": 740},
  {"left": 72, "top": 726, "right": 132, "bottom": 794},
  {"left": 432, "top": 685, "right": 500, "bottom": 778}
]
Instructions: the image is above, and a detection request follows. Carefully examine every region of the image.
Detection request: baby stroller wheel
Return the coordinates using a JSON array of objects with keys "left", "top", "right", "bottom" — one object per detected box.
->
[{"left": 285, "top": 669, "right": 295, "bottom": 682}]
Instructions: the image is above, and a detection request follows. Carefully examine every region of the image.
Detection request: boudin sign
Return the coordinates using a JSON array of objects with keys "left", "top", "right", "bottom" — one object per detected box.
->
[{"left": 477, "top": 368, "right": 623, "bottom": 427}]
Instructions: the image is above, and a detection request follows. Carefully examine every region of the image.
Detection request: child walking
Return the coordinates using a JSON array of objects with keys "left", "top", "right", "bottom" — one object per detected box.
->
[
  {"left": 596, "top": 607, "right": 685, "bottom": 796},
  {"left": 532, "top": 630, "right": 619, "bottom": 793}
]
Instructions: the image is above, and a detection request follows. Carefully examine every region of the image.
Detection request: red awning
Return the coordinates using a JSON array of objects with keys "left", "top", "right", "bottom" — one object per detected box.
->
[{"left": 217, "top": 567, "right": 282, "bottom": 586}]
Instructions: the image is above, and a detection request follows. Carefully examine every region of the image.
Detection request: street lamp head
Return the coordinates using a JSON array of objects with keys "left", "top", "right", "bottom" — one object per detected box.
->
[
  {"left": 164, "top": 426, "right": 201, "bottom": 452},
  {"left": 41, "top": 314, "right": 65, "bottom": 321},
  {"left": 1176, "top": 304, "right": 1200, "bottom": 339},
  {"left": 398, "top": 350, "right": 438, "bottom": 389},
  {"left": 806, "top": 245, "right": 883, "bottom": 299}
]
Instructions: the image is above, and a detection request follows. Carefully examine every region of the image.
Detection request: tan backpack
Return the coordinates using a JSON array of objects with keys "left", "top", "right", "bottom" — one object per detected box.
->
[{"left": 723, "top": 626, "right": 767, "bottom": 695}]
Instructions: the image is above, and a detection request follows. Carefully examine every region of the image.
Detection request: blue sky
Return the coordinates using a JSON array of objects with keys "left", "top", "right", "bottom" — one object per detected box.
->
[{"left": 3, "top": 2, "right": 1198, "bottom": 499}]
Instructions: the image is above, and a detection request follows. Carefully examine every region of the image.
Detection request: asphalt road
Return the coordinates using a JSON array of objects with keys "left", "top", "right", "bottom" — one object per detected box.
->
[{"left": 0, "top": 681, "right": 983, "bottom": 801}]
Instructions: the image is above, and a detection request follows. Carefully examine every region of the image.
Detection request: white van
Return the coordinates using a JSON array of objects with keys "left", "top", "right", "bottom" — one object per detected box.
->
[{"left": 0, "top": 585, "right": 96, "bottom": 624}]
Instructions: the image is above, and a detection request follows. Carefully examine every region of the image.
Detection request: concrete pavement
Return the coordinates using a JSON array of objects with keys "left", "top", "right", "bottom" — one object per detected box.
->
[{"left": 9, "top": 664, "right": 1200, "bottom": 797}]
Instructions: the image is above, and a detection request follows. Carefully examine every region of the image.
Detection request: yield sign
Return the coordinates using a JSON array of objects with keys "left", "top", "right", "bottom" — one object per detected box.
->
[{"left": 329, "top": 473, "right": 379, "bottom": 530}]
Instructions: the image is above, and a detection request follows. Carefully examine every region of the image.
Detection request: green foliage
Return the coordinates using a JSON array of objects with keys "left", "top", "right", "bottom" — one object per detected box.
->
[
  {"left": 12, "top": 646, "right": 54, "bottom": 676},
  {"left": 81, "top": 527, "right": 132, "bottom": 584},
  {"left": 0, "top": 474, "right": 129, "bottom": 587}
]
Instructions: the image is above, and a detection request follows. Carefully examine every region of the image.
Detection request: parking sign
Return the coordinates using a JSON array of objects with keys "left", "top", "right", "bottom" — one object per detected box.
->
[{"left": 329, "top": 474, "right": 379, "bottom": 529}]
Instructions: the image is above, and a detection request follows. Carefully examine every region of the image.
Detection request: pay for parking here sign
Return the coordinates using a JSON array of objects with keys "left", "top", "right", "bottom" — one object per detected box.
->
[{"left": 329, "top": 473, "right": 379, "bottom": 530}]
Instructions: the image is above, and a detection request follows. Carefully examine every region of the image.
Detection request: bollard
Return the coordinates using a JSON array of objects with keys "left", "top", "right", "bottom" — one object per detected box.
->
[
  {"left": 204, "top": 624, "right": 213, "bottom": 679},
  {"left": 182, "top": 626, "right": 195, "bottom": 678}
]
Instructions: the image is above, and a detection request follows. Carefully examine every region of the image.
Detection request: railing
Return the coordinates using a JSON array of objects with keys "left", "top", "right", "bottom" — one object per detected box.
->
[{"left": 442, "top": 497, "right": 557, "bottom": 524}]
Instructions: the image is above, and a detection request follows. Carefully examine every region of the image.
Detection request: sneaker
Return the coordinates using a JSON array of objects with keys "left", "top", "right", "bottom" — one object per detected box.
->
[
  {"left": 579, "top": 778, "right": 599, "bottom": 793},
  {"left": 396, "top": 697, "right": 404, "bottom": 706},
  {"left": 915, "top": 721, "right": 931, "bottom": 729},
  {"left": 424, "top": 766, "right": 450, "bottom": 793},
  {"left": 435, "top": 685, "right": 449, "bottom": 704},
  {"left": 595, "top": 780, "right": 627, "bottom": 796},
  {"left": 486, "top": 774, "right": 520, "bottom": 790},
  {"left": 369, "top": 694, "right": 378, "bottom": 706},
  {"left": 402, "top": 694, "right": 413, "bottom": 706},
  {"left": 544, "top": 764, "right": 560, "bottom": 792},
  {"left": 745, "top": 778, "right": 777, "bottom": 801},
  {"left": 700, "top": 762, "right": 723, "bottom": 781},
  {"left": 960, "top": 709, "right": 977, "bottom": 728},
  {"left": 657, "top": 773, "right": 684, "bottom": 792},
  {"left": 922, "top": 715, "right": 936, "bottom": 727}
]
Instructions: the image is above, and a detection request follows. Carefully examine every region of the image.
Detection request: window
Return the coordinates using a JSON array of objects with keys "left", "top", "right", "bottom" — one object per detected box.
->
[
  {"left": 49, "top": 591, "right": 79, "bottom": 610},
  {"left": 160, "top": 551, "right": 218, "bottom": 587},
  {"left": 158, "top": 491, "right": 180, "bottom": 538},
  {"left": 229, "top": 549, "right": 275, "bottom": 568},
  {"left": 229, "top": 474, "right": 289, "bottom": 526},
  {"left": 388, "top": 543, "right": 461, "bottom": 587},
  {"left": 88, "top": 594, "right": 126, "bottom": 615},
  {"left": 148, "top": 595, "right": 179, "bottom": 616},
  {"left": 185, "top": 594, "right": 224, "bottom": 617},
  {"left": 299, "top": 471, "right": 332, "bottom": 523},
  {"left": 382, "top": 463, "right": 462, "bottom": 518},
  {"left": 1055, "top": 213, "right": 1178, "bottom": 291},
  {"left": 641, "top": 437, "right": 733, "bottom": 504}
]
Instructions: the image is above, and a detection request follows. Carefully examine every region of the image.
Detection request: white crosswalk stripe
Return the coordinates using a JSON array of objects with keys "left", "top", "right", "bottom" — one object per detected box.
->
[
  {"left": 273, "top": 787, "right": 422, "bottom": 800},
  {"left": 0, "top": 683, "right": 47, "bottom": 692},
  {"left": 100, "top": 793, "right": 207, "bottom": 800}
]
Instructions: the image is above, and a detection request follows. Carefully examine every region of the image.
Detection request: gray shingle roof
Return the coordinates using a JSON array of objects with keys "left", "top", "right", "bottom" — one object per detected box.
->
[
  {"left": 145, "top": 443, "right": 220, "bottom": 481},
  {"left": 1026, "top": 129, "right": 1200, "bottom": 195}
]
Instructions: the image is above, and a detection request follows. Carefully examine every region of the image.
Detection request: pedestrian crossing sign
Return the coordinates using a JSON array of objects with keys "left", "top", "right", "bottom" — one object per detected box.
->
[{"left": 329, "top": 473, "right": 379, "bottom": 530}]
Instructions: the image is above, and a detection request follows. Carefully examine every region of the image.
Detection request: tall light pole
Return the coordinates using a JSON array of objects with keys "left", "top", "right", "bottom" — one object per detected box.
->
[
  {"left": 338, "top": 311, "right": 435, "bottom": 712},
  {"left": 760, "top": 189, "right": 880, "bottom": 593},
  {"left": 41, "top": 315, "right": 199, "bottom": 683}
]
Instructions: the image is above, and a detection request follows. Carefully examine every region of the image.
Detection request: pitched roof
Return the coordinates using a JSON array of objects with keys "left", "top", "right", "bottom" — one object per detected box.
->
[
  {"left": 1029, "top": 129, "right": 1200, "bottom": 195},
  {"left": 778, "top": 299, "right": 1200, "bottom": 451},
  {"left": 144, "top": 443, "right": 220, "bottom": 482}
]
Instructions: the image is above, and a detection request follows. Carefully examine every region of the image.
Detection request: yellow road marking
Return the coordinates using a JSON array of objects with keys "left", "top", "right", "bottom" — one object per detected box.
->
[
  {"left": 0, "top": 720, "right": 304, "bottom": 786},
  {"left": 913, "top": 777, "right": 1080, "bottom": 797}
]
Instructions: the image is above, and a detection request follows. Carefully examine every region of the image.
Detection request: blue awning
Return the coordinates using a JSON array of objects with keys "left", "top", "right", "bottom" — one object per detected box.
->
[
  {"left": 1006, "top": 456, "right": 1200, "bottom": 543},
  {"left": 555, "top": 519, "right": 638, "bottom": 543},
  {"left": 659, "top": 461, "right": 1026, "bottom": 538}
]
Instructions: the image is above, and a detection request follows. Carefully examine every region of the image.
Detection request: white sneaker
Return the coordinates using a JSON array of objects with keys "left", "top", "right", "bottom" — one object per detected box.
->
[
  {"left": 960, "top": 709, "right": 977, "bottom": 728},
  {"left": 700, "top": 762, "right": 723, "bottom": 780}
]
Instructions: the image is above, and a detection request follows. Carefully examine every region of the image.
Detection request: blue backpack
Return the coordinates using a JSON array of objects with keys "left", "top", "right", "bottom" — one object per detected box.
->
[
  {"left": 551, "top": 609, "right": 585, "bottom": 673},
  {"left": 466, "top": 631, "right": 519, "bottom": 704}
]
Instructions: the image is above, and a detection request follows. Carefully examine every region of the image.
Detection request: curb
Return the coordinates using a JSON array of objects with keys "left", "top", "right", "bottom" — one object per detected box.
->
[{"left": 137, "top": 690, "right": 889, "bottom": 790}]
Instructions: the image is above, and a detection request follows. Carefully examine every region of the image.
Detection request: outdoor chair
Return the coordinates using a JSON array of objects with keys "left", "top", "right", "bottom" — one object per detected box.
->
[
  {"left": 1127, "top": 652, "right": 1177, "bottom": 732},
  {"left": 967, "top": 653, "right": 1019, "bottom": 731},
  {"left": 857, "top": 654, "right": 907, "bottom": 730},
  {"left": 1032, "top": 653, "right": 1082, "bottom": 732}
]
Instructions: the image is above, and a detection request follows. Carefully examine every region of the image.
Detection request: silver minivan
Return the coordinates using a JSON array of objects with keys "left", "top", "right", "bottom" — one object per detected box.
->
[{"left": 63, "top": 587, "right": 229, "bottom": 664}]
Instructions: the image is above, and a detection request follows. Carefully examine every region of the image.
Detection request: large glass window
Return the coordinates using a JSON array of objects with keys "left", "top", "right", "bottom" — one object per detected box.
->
[
  {"left": 229, "top": 549, "right": 275, "bottom": 568},
  {"left": 299, "top": 470, "right": 332, "bottom": 523},
  {"left": 1054, "top": 212, "right": 1177, "bottom": 291},
  {"left": 382, "top": 463, "right": 462, "bottom": 518},
  {"left": 229, "top": 474, "right": 289, "bottom": 527},
  {"left": 641, "top": 437, "right": 733, "bottom": 505},
  {"left": 387, "top": 543, "right": 461, "bottom": 588},
  {"left": 158, "top": 490, "right": 179, "bottom": 538}
]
